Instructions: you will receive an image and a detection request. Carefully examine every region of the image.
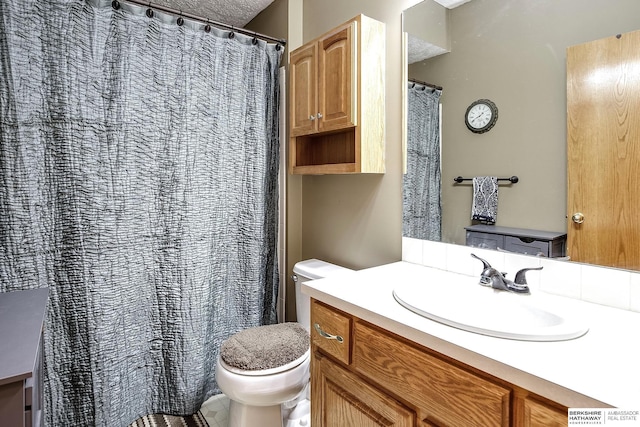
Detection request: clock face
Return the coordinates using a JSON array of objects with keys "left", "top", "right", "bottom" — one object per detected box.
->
[{"left": 465, "top": 99, "right": 498, "bottom": 133}]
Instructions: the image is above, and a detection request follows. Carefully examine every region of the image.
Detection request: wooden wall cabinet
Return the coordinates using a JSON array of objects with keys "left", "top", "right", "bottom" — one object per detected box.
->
[
  {"left": 289, "top": 15, "right": 385, "bottom": 174},
  {"left": 310, "top": 299, "right": 569, "bottom": 427}
]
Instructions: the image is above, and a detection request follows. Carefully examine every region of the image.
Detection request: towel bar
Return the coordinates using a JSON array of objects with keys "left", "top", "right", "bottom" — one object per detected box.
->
[{"left": 454, "top": 176, "right": 519, "bottom": 184}]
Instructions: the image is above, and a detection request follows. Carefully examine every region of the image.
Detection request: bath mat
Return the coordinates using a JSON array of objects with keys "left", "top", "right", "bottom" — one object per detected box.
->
[{"left": 128, "top": 411, "right": 209, "bottom": 427}]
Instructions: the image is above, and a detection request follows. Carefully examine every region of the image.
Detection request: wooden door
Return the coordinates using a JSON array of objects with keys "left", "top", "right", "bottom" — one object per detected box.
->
[
  {"left": 567, "top": 30, "right": 640, "bottom": 270},
  {"left": 290, "top": 43, "right": 317, "bottom": 137},
  {"left": 311, "top": 353, "right": 415, "bottom": 427},
  {"left": 318, "top": 22, "right": 355, "bottom": 133}
]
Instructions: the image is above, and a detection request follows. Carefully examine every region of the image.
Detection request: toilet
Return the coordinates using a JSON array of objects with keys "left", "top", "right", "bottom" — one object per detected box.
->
[{"left": 215, "top": 259, "right": 353, "bottom": 427}]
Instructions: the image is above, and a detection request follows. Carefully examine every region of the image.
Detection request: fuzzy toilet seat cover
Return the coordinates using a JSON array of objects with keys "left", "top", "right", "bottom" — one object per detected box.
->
[{"left": 220, "top": 322, "right": 309, "bottom": 371}]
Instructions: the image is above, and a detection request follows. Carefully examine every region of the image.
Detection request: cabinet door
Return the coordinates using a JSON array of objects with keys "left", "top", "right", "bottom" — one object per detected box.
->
[
  {"left": 290, "top": 43, "right": 317, "bottom": 136},
  {"left": 522, "top": 397, "right": 567, "bottom": 427},
  {"left": 312, "top": 352, "right": 415, "bottom": 427},
  {"left": 318, "top": 22, "right": 355, "bottom": 133}
]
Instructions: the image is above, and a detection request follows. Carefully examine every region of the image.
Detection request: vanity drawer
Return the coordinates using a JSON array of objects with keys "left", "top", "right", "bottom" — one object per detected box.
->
[
  {"left": 353, "top": 320, "right": 510, "bottom": 427},
  {"left": 310, "top": 300, "right": 351, "bottom": 365}
]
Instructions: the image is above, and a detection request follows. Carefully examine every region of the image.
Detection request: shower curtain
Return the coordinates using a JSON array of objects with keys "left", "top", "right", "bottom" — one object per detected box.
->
[
  {"left": 0, "top": 0, "right": 282, "bottom": 425},
  {"left": 403, "top": 83, "right": 442, "bottom": 241}
]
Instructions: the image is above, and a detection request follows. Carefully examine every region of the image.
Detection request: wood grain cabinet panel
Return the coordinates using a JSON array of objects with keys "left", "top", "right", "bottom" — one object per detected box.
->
[
  {"left": 312, "top": 353, "right": 415, "bottom": 427},
  {"left": 518, "top": 395, "right": 568, "bottom": 427},
  {"left": 310, "top": 300, "right": 351, "bottom": 365},
  {"left": 353, "top": 321, "right": 510, "bottom": 427},
  {"left": 290, "top": 43, "right": 317, "bottom": 137}
]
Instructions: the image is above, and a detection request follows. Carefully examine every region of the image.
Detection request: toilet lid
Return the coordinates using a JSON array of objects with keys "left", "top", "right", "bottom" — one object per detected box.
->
[{"left": 220, "top": 322, "right": 309, "bottom": 374}]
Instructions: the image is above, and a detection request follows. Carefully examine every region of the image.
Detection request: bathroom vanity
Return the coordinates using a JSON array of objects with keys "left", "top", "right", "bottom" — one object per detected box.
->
[{"left": 304, "top": 262, "right": 640, "bottom": 426}]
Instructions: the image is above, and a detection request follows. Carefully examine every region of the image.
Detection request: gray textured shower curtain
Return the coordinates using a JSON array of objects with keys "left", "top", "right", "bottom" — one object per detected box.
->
[
  {"left": 0, "top": 0, "right": 282, "bottom": 425},
  {"left": 403, "top": 83, "right": 442, "bottom": 241}
]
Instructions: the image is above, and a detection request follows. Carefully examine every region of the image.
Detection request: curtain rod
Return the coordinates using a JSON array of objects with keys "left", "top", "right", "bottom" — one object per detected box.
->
[
  {"left": 408, "top": 78, "right": 443, "bottom": 91},
  {"left": 111, "top": 0, "right": 287, "bottom": 47}
]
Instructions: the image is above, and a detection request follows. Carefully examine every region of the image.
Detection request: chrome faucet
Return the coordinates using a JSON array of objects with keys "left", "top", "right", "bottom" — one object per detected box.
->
[{"left": 471, "top": 253, "right": 542, "bottom": 294}]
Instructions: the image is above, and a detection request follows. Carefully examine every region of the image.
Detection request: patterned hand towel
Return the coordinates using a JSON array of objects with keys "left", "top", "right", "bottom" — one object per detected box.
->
[{"left": 472, "top": 176, "right": 499, "bottom": 223}]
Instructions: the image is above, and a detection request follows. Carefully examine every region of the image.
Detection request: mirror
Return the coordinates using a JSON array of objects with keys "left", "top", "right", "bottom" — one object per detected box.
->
[{"left": 402, "top": 0, "right": 640, "bottom": 270}]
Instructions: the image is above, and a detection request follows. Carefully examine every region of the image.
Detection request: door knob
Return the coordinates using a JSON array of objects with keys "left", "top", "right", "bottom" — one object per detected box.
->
[{"left": 572, "top": 212, "right": 585, "bottom": 224}]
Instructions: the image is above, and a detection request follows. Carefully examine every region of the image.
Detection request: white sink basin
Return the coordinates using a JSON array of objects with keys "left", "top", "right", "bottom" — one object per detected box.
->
[{"left": 393, "top": 280, "right": 589, "bottom": 341}]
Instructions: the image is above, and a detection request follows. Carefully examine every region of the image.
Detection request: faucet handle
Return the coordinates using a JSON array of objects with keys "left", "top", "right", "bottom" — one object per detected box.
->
[
  {"left": 470, "top": 253, "right": 492, "bottom": 269},
  {"left": 514, "top": 267, "right": 543, "bottom": 285}
]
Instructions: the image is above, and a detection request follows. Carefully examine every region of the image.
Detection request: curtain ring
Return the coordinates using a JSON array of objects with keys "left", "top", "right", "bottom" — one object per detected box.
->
[
  {"left": 275, "top": 44, "right": 281, "bottom": 51},
  {"left": 177, "top": 12, "right": 184, "bottom": 26},
  {"left": 229, "top": 27, "right": 235, "bottom": 39},
  {"left": 111, "top": 0, "right": 120, "bottom": 10},
  {"left": 252, "top": 33, "right": 258, "bottom": 45},
  {"left": 204, "top": 20, "right": 211, "bottom": 33},
  {"left": 146, "top": 3, "right": 153, "bottom": 19}
]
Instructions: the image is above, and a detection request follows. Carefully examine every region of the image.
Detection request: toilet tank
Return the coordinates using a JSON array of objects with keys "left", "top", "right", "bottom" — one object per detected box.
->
[{"left": 292, "top": 259, "right": 353, "bottom": 332}]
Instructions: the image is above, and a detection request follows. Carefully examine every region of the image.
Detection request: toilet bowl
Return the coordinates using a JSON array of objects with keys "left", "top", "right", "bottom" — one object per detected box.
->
[
  {"left": 215, "top": 259, "right": 353, "bottom": 427},
  {"left": 216, "top": 349, "right": 310, "bottom": 427}
]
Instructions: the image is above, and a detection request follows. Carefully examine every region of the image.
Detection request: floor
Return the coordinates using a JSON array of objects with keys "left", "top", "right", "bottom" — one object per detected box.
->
[
  {"left": 200, "top": 394, "right": 230, "bottom": 427},
  {"left": 199, "top": 394, "right": 311, "bottom": 427}
]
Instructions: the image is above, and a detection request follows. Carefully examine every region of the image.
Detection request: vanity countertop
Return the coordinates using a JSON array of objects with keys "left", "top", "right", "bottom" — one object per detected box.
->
[{"left": 302, "top": 261, "right": 640, "bottom": 409}]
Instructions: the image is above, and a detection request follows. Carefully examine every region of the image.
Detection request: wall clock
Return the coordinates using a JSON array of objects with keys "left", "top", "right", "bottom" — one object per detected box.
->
[{"left": 465, "top": 99, "right": 498, "bottom": 133}]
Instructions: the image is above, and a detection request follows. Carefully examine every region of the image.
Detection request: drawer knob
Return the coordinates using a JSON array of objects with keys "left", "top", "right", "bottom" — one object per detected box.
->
[{"left": 314, "top": 323, "right": 344, "bottom": 343}]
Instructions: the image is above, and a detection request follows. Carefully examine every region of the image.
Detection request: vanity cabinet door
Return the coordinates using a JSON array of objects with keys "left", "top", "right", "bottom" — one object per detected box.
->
[
  {"left": 311, "top": 351, "right": 415, "bottom": 427},
  {"left": 520, "top": 396, "right": 568, "bottom": 427}
]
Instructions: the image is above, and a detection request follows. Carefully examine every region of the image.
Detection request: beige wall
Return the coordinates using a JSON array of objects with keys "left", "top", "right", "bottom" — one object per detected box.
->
[
  {"left": 252, "top": 0, "right": 421, "bottom": 320},
  {"left": 298, "top": 0, "right": 422, "bottom": 272},
  {"left": 408, "top": 0, "right": 640, "bottom": 245}
]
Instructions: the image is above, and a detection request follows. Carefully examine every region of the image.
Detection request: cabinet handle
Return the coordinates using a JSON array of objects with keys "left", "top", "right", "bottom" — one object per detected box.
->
[
  {"left": 317, "top": 112, "right": 323, "bottom": 119},
  {"left": 309, "top": 115, "right": 316, "bottom": 121},
  {"left": 314, "top": 323, "right": 344, "bottom": 343}
]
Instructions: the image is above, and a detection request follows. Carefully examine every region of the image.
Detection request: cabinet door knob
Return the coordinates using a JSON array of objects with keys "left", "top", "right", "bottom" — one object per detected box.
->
[
  {"left": 317, "top": 112, "right": 323, "bottom": 119},
  {"left": 572, "top": 212, "right": 585, "bottom": 224},
  {"left": 309, "top": 115, "right": 316, "bottom": 121}
]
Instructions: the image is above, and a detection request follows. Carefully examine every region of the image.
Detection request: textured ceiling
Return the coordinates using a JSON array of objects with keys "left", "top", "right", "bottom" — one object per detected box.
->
[
  {"left": 153, "top": 0, "right": 275, "bottom": 27},
  {"left": 152, "top": 0, "right": 471, "bottom": 28}
]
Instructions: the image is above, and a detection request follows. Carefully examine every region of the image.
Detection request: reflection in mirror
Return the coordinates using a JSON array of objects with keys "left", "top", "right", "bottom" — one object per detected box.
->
[
  {"left": 402, "top": 0, "right": 640, "bottom": 271},
  {"left": 403, "top": 82, "right": 442, "bottom": 241}
]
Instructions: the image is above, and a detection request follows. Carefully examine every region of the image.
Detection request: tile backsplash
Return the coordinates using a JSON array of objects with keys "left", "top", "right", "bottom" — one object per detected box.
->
[{"left": 402, "top": 237, "right": 640, "bottom": 313}]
